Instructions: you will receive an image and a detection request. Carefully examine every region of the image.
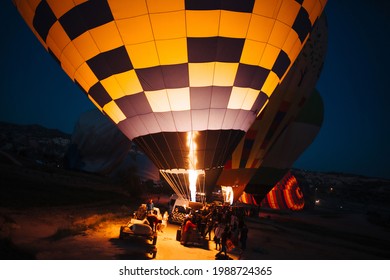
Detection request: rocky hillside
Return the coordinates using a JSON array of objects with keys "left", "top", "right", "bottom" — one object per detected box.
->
[
  {"left": 292, "top": 169, "right": 390, "bottom": 227},
  {"left": 294, "top": 169, "right": 390, "bottom": 207},
  {"left": 0, "top": 121, "right": 70, "bottom": 167}
]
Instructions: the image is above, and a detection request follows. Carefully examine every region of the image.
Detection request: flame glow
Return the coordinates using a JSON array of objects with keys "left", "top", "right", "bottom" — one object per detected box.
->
[
  {"left": 221, "top": 186, "right": 234, "bottom": 205},
  {"left": 189, "top": 169, "right": 197, "bottom": 202},
  {"left": 187, "top": 132, "right": 198, "bottom": 202}
]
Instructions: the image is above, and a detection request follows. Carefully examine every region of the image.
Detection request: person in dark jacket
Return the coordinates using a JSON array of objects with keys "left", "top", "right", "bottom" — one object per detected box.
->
[
  {"left": 240, "top": 224, "right": 248, "bottom": 250},
  {"left": 146, "top": 213, "right": 160, "bottom": 232},
  {"left": 216, "top": 226, "right": 230, "bottom": 257}
]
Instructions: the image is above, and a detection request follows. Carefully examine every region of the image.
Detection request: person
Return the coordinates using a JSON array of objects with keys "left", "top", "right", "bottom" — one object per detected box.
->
[
  {"left": 181, "top": 217, "right": 197, "bottom": 246},
  {"left": 214, "top": 222, "right": 224, "bottom": 250},
  {"left": 240, "top": 224, "right": 248, "bottom": 251},
  {"left": 158, "top": 211, "right": 169, "bottom": 232},
  {"left": 204, "top": 218, "right": 214, "bottom": 240},
  {"left": 217, "top": 225, "right": 230, "bottom": 257},
  {"left": 230, "top": 223, "right": 239, "bottom": 246},
  {"left": 146, "top": 199, "right": 154, "bottom": 213},
  {"left": 146, "top": 213, "right": 159, "bottom": 232},
  {"left": 230, "top": 213, "right": 238, "bottom": 228}
]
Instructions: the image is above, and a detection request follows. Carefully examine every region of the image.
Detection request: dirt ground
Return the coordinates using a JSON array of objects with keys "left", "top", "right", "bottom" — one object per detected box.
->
[
  {"left": 1, "top": 163, "right": 390, "bottom": 260},
  {"left": 1, "top": 198, "right": 390, "bottom": 260}
]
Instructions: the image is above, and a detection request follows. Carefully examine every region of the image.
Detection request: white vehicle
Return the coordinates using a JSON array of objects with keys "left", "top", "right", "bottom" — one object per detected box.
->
[
  {"left": 168, "top": 194, "right": 204, "bottom": 224},
  {"left": 119, "top": 222, "right": 157, "bottom": 259}
]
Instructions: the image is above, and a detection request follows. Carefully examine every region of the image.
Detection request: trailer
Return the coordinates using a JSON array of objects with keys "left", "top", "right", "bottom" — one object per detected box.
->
[
  {"left": 118, "top": 204, "right": 163, "bottom": 259},
  {"left": 119, "top": 222, "right": 158, "bottom": 259}
]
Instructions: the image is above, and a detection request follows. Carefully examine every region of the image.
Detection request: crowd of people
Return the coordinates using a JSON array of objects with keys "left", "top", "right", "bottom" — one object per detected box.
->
[
  {"left": 180, "top": 204, "right": 249, "bottom": 258},
  {"left": 140, "top": 198, "right": 251, "bottom": 258}
]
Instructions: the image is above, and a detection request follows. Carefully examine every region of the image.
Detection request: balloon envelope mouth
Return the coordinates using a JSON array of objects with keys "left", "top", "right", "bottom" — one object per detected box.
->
[{"left": 160, "top": 168, "right": 205, "bottom": 202}]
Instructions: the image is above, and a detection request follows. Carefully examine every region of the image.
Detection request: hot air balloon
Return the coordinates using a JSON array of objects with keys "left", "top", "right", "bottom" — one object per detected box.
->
[
  {"left": 245, "top": 88, "right": 324, "bottom": 200},
  {"left": 239, "top": 171, "right": 306, "bottom": 211},
  {"left": 65, "top": 109, "right": 159, "bottom": 181},
  {"left": 14, "top": 0, "right": 327, "bottom": 203},
  {"left": 65, "top": 109, "right": 132, "bottom": 175},
  {"left": 218, "top": 12, "right": 328, "bottom": 203}
]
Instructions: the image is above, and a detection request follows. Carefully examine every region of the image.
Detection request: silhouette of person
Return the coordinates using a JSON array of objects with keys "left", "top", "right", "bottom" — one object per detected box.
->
[
  {"left": 146, "top": 199, "right": 154, "bottom": 213},
  {"left": 240, "top": 224, "right": 248, "bottom": 250}
]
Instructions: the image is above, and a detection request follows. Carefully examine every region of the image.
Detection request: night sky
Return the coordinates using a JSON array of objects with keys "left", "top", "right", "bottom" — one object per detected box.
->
[{"left": 1, "top": 1, "right": 389, "bottom": 179}]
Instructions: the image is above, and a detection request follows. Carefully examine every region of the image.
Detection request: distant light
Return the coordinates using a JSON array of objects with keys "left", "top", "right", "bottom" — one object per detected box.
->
[
  {"left": 315, "top": 199, "right": 320, "bottom": 204},
  {"left": 340, "top": 206, "right": 343, "bottom": 209},
  {"left": 330, "top": 187, "right": 334, "bottom": 191}
]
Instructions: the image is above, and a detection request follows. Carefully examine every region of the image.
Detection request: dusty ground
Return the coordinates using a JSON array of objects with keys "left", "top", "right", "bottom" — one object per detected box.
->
[
  {"left": 2, "top": 205, "right": 390, "bottom": 260},
  {"left": 1, "top": 163, "right": 390, "bottom": 260}
]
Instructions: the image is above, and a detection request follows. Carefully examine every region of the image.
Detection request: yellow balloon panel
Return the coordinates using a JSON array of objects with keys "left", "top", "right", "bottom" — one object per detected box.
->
[
  {"left": 261, "top": 71, "right": 279, "bottom": 97},
  {"left": 100, "top": 76, "right": 126, "bottom": 100},
  {"left": 112, "top": 70, "right": 143, "bottom": 96},
  {"left": 219, "top": 10, "right": 251, "bottom": 38},
  {"left": 46, "top": 21, "right": 70, "bottom": 60},
  {"left": 126, "top": 42, "right": 159, "bottom": 69},
  {"left": 242, "top": 89, "right": 261, "bottom": 111},
  {"left": 72, "top": 31, "right": 100, "bottom": 62},
  {"left": 186, "top": 10, "right": 220, "bottom": 37},
  {"left": 167, "top": 88, "right": 191, "bottom": 111},
  {"left": 246, "top": 14, "right": 275, "bottom": 42},
  {"left": 116, "top": 16, "right": 154, "bottom": 45},
  {"left": 268, "top": 21, "right": 292, "bottom": 49},
  {"left": 74, "top": 63, "right": 98, "bottom": 92},
  {"left": 149, "top": 11, "right": 186, "bottom": 40},
  {"left": 259, "top": 44, "right": 281, "bottom": 70},
  {"left": 282, "top": 29, "right": 300, "bottom": 57},
  {"left": 108, "top": 0, "right": 148, "bottom": 19},
  {"left": 62, "top": 42, "right": 84, "bottom": 74},
  {"left": 240, "top": 40, "right": 266, "bottom": 66},
  {"left": 103, "top": 101, "right": 126, "bottom": 123},
  {"left": 213, "top": 62, "right": 239, "bottom": 86},
  {"left": 277, "top": 0, "right": 301, "bottom": 26},
  {"left": 146, "top": 0, "right": 184, "bottom": 13},
  {"left": 188, "top": 62, "right": 215, "bottom": 87},
  {"left": 145, "top": 90, "right": 171, "bottom": 113},
  {"left": 155, "top": 38, "right": 188, "bottom": 65},
  {"left": 89, "top": 22, "right": 123, "bottom": 53}
]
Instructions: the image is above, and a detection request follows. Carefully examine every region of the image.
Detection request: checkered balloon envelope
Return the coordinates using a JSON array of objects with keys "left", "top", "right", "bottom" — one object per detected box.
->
[{"left": 14, "top": 0, "right": 327, "bottom": 175}]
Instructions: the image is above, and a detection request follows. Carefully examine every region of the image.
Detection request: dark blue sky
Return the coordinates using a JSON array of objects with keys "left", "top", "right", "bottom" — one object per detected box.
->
[{"left": 1, "top": 1, "right": 389, "bottom": 179}]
